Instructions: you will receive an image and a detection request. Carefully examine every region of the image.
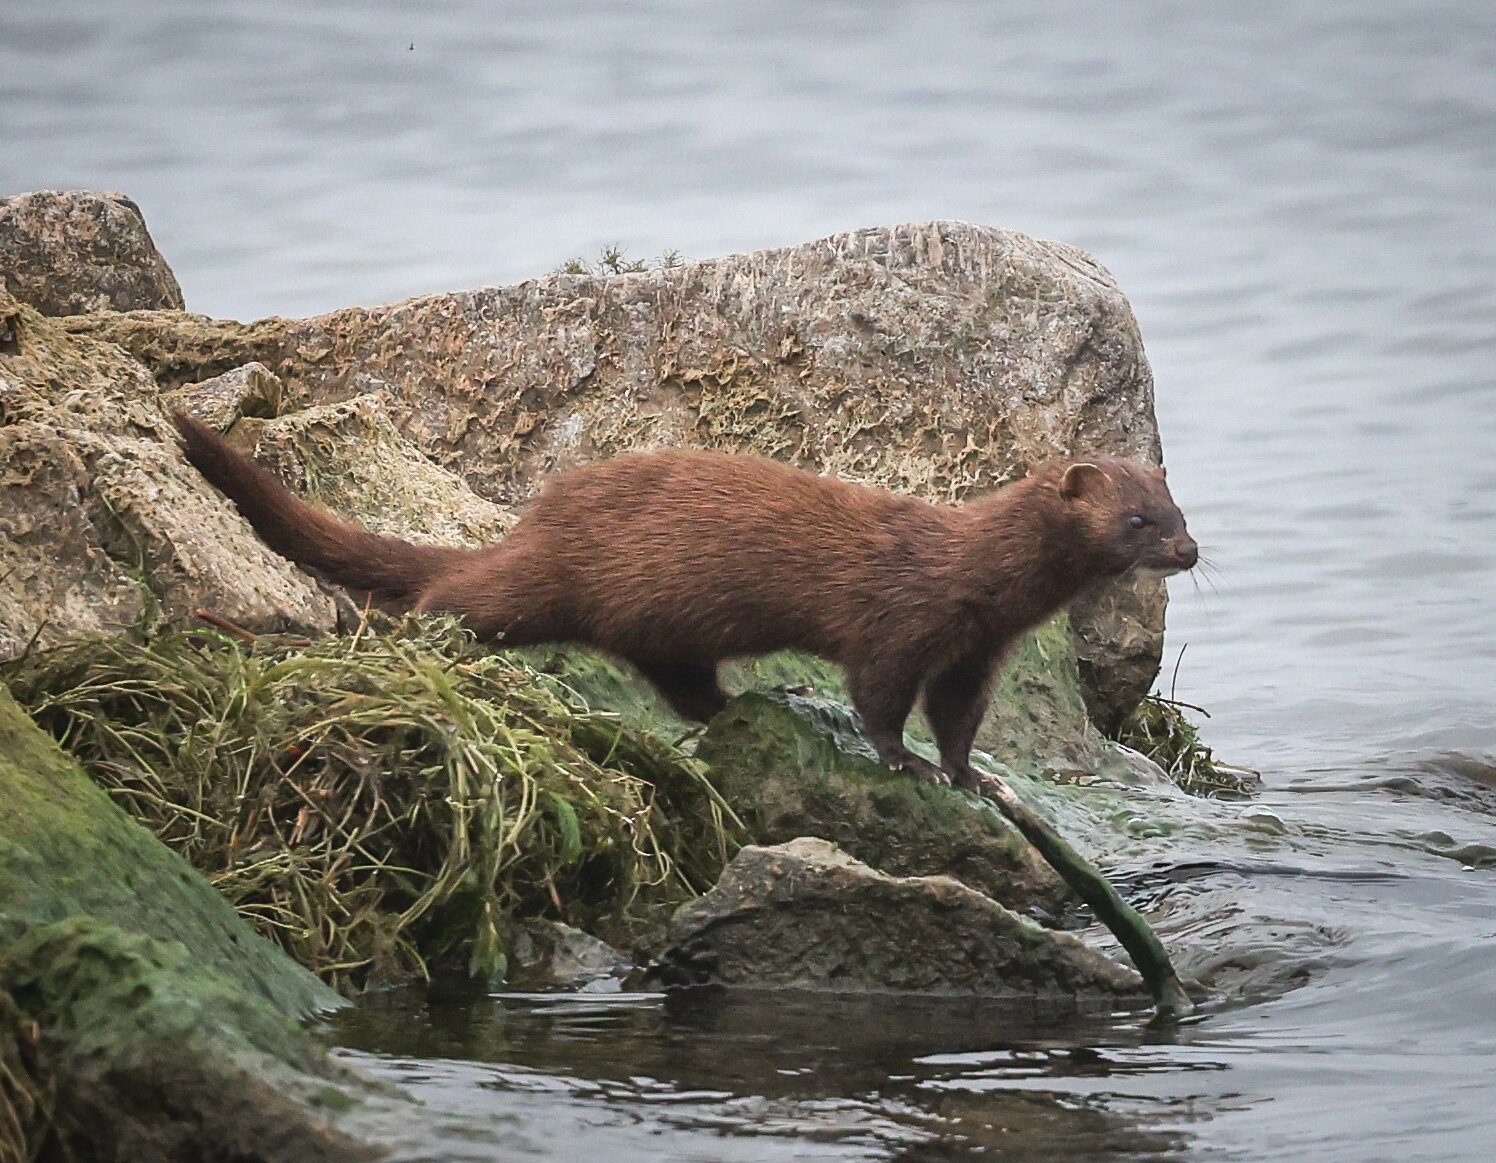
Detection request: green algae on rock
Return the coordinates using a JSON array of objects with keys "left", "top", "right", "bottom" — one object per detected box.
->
[
  {"left": 0, "top": 682, "right": 433, "bottom": 1159},
  {"left": 0, "top": 985, "right": 53, "bottom": 1163},
  {"left": 0, "top": 683, "right": 337, "bottom": 1018},
  {"left": 695, "top": 692, "right": 1065, "bottom": 916},
  {"left": 5, "top": 622, "right": 743, "bottom": 992},
  {"left": 1, "top": 918, "right": 406, "bottom": 1163}
]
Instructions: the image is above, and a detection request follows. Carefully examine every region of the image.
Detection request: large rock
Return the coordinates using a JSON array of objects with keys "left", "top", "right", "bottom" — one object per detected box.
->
[
  {"left": 0, "top": 190, "right": 184, "bottom": 316},
  {"left": 650, "top": 837, "right": 1143, "bottom": 999},
  {"left": 0, "top": 290, "right": 339, "bottom": 657},
  {"left": 0, "top": 684, "right": 337, "bottom": 1017},
  {"left": 68, "top": 219, "right": 1169, "bottom": 722}
]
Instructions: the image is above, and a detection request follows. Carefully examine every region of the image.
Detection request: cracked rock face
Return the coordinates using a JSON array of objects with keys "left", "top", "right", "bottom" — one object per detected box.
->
[
  {"left": 0, "top": 190, "right": 185, "bottom": 317},
  {"left": 650, "top": 838, "right": 1143, "bottom": 998}
]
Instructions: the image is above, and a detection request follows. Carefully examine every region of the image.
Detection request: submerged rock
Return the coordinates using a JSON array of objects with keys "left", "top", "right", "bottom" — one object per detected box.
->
[
  {"left": 651, "top": 838, "right": 1143, "bottom": 999},
  {"left": 0, "top": 190, "right": 184, "bottom": 316},
  {"left": 505, "top": 919, "right": 632, "bottom": 991}
]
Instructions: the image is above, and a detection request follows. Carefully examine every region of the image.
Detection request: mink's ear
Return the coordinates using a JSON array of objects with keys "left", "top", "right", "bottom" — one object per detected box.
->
[
  {"left": 1059, "top": 462, "right": 1109, "bottom": 501},
  {"left": 1153, "top": 464, "right": 1167, "bottom": 479}
]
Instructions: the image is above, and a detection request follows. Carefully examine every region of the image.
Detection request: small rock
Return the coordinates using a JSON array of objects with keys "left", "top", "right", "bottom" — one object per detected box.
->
[
  {"left": 0, "top": 190, "right": 184, "bottom": 316},
  {"left": 649, "top": 837, "right": 1143, "bottom": 999},
  {"left": 1238, "top": 805, "right": 1287, "bottom": 835},
  {"left": 505, "top": 919, "right": 632, "bottom": 991},
  {"left": 162, "top": 362, "right": 283, "bottom": 430}
]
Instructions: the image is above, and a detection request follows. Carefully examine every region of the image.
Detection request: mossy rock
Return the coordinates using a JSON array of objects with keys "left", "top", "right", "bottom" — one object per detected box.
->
[
  {"left": 0, "top": 683, "right": 337, "bottom": 1018},
  {"left": 5, "top": 627, "right": 742, "bottom": 991},
  {"left": 1, "top": 918, "right": 409, "bottom": 1162},
  {"left": 695, "top": 692, "right": 1065, "bottom": 915}
]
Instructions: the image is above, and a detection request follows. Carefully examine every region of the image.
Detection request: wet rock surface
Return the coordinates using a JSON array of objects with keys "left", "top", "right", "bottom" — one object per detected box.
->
[
  {"left": 651, "top": 838, "right": 1143, "bottom": 998},
  {"left": 694, "top": 690, "right": 1066, "bottom": 913},
  {"left": 504, "top": 919, "right": 632, "bottom": 991},
  {"left": 0, "top": 684, "right": 441, "bottom": 1161}
]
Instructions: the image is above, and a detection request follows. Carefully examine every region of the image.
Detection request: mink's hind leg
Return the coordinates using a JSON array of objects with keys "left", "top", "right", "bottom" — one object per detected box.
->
[
  {"left": 634, "top": 661, "right": 729, "bottom": 723},
  {"left": 924, "top": 651, "right": 999, "bottom": 792},
  {"left": 847, "top": 661, "right": 947, "bottom": 785}
]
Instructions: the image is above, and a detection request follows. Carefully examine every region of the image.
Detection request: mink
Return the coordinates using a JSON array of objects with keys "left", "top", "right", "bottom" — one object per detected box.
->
[{"left": 173, "top": 412, "right": 1195, "bottom": 791}]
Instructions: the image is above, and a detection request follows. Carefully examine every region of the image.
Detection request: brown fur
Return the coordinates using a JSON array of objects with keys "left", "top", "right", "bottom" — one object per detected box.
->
[{"left": 172, "top": 412, "right": 1195, "bottom": 790}]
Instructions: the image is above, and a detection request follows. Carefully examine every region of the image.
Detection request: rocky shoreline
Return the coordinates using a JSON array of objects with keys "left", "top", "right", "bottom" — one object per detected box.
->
[{"left": 0, "top": 189, "right": 1226, "bottom": 1161}]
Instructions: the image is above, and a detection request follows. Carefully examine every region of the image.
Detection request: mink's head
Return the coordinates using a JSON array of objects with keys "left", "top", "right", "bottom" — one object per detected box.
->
[{"left": 1051, "top": 458, "right": 1197, "bottom": 577}]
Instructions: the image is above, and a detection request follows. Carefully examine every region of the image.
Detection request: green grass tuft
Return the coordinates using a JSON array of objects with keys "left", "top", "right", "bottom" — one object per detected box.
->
[
  {"left": 557, "top": 244, "right": 684, "bottom": 276},
  {"left": 4, "top": 620, "right": 742, "bottom": 993}
]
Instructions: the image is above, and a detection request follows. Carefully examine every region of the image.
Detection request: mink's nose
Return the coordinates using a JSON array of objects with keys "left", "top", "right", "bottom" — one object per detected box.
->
[{"left": 1173, "top": 537, "right": 1199, "bottom": 569}]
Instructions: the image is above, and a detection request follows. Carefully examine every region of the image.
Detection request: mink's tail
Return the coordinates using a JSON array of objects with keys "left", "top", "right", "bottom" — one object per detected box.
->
[{"left": 171, "top": 412, "right": 470, "bottom": 610}]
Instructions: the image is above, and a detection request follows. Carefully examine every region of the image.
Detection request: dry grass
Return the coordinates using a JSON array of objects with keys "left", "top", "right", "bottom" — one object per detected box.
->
[
  {"left": 5, "top": 620, "right": 741, "bottom": 993},
  {"left": 1114, "top": 695, "right": 1259, "bottom": 799}
]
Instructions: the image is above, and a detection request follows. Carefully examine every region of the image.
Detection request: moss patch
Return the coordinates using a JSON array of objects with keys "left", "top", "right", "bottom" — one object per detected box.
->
[
  {"left": 696, "top": 692, "right": 1065, "bottom": 916},
  {"left": 0, "top": 917, "right": 400, "bottom": 1162}
]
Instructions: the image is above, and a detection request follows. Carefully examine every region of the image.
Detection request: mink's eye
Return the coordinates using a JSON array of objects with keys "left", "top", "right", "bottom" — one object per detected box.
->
[{"left": 1128, "top": 514, "right": 1150, "bottom": 530}]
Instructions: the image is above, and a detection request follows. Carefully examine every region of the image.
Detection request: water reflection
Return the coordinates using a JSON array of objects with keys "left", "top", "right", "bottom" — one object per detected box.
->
[{"left": 332, "top": 989, "right": 1210, "bottom": 1160}]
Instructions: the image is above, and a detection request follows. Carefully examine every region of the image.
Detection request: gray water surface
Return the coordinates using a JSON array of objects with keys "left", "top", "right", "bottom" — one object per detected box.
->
[{"left": 5, "top": 2, "right": 1496, "bottom": 1159}]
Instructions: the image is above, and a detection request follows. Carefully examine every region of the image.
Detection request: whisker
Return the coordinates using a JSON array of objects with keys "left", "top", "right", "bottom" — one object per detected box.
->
[{"left": 1193, "top": 565, "right": 1222, "bottom": 595}]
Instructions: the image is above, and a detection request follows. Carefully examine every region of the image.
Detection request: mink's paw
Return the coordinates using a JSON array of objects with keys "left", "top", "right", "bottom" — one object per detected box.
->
[{"left": 897, "top": 755, "right": 950, "bottom": 786}]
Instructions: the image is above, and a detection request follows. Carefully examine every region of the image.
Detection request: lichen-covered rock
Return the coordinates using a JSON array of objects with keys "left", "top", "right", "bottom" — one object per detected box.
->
[
  {"left": 0, "top": 421, "right": 146, "bottom": 652},
  {"left": 241, "top": 392, "right": 513, "bottom": 546},
  {"left": 0, "top": 291, "right": 337, "bottom": 658},
  {"left": 0, "top": 190, "right": 184, "bottom": 316},
  {"left": 650, "top": 838, "right": 1143, "bottom": 999},
  {"left": 0, "top": 292, "right": 509, "bottom": 661},
  {"left": 68, "top": 219, "right": 1169, "bottom": 722}
]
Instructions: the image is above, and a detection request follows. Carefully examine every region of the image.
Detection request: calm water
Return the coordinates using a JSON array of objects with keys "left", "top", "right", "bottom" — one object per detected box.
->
[{"left": 5, "top": 2, "right": 1496, "bottom": 1159}]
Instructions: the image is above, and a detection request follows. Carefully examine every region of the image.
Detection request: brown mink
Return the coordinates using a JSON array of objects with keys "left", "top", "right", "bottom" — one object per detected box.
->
[{"left": 172, "top": 413, "right": 1195, "bottom": 791}]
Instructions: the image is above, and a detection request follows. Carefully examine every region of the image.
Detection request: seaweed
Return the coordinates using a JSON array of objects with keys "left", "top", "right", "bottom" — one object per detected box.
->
[{"left": 4, "top": 619, "right": 742, "bottom": 993}]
